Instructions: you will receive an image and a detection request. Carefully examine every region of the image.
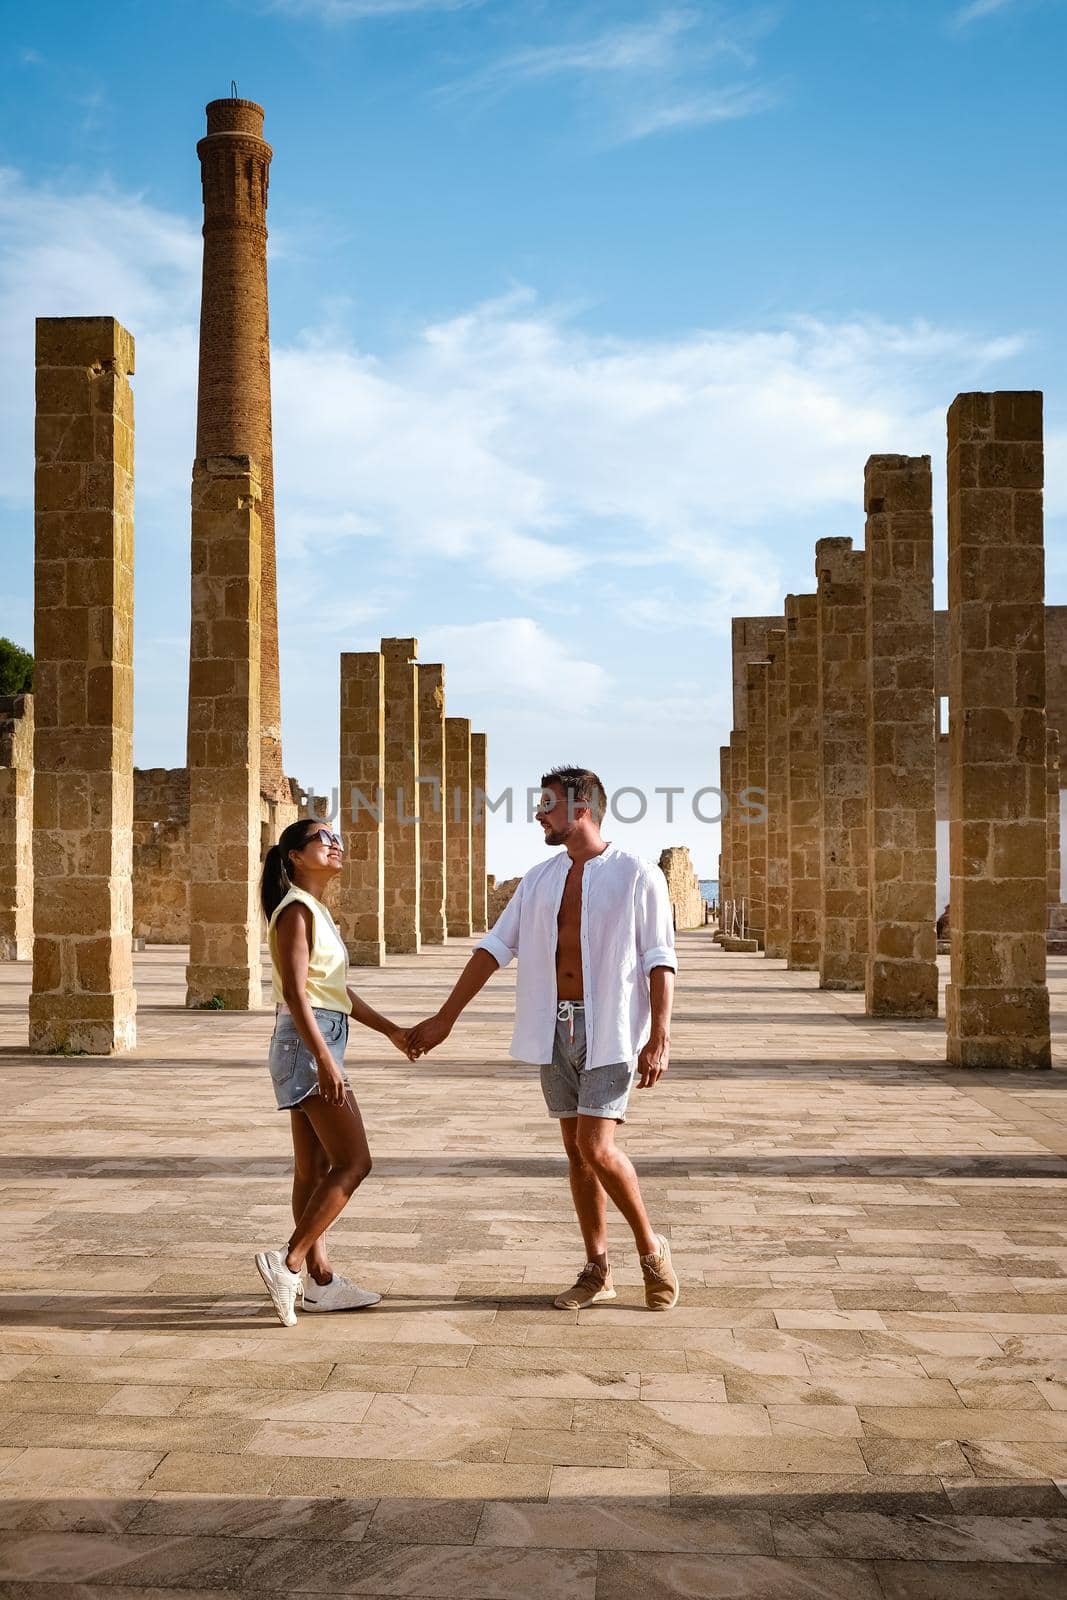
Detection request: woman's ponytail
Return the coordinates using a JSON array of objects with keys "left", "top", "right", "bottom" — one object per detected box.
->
[{"left": 260, "top": 843, "right": 290, "bottom": 922}]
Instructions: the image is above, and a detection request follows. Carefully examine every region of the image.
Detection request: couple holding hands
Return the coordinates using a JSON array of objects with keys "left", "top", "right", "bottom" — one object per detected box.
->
[{"left": 254, "top": 765, "right": 680, "bottom": 1326}]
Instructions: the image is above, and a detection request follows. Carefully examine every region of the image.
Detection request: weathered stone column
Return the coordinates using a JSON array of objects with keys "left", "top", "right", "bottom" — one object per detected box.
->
[
  {"left": 744, "top": 662, "right": 770, "bottom": 947},
  {"left": 338, "top": 651, "right": 385, "bottom": 966},
  {"left": 470, "top": 731, "right": 488, "bottom": 934},
  {"left": 194, "top": 98, "right": 286, "bottom": 803},
  {"left": 30, "top": 316, "right": 136, "bottom": 1054},
  {"left": 1048, "top": 731, "right": 1064, "bottom": 950},
  {"left": 764, "top": 630, "right": 789, "bottom": 959},
  {"left": 784, "top": 593, "right": 821, "bottom": 970},
  {"left": 718, "top": 743, "right": 732, "bottom": 911},
  {"left": 946, "top": 392, "right": 1050, "bottom": 1068},
  {"left": 445, "top": 715, "right": 473, "bottom": 938},
  {"left": 864, "top": 454, "right": 939, "bottom": 1018},
  {"left": 729, "top": 729, "right": 748, "bottom": 929},
  {"left": 416, "top": 663, "right": 447, "bottom": 944},
  {"left": 0, "top": 694, "right": 33, "bottom": 960},
  {"left": 382, "top": 637, "right": 421, "bottom": 955},
  {"left": 816, "top": 537, "right": 868, "bottom": 991},
  {"left": 185, "top": 457, "right": 262, "bottom": 1009}
]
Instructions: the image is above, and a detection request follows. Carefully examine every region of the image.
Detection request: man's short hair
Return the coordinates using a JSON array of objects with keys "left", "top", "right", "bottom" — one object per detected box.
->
[{"left": 541, "top": 764, "right": 607, "bottom": 821}]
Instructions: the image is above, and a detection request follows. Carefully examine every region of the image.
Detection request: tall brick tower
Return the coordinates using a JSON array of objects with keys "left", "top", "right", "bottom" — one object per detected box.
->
[{"left": 193, "top": 95, "right": 285, "bottom": 801}]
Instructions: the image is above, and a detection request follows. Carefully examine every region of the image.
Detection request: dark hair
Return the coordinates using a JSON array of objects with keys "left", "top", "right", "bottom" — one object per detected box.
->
[
  {"left": 260, "top": 817, "right": 323, "bottom": 921},
  {"left": 541, "top": 764, "right": 607, "bottom": 822}
]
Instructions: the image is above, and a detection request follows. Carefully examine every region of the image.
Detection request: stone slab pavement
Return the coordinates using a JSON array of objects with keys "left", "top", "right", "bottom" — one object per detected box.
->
[{"left": 0, "top": 930, "right": 1065, "bottom": 1596}]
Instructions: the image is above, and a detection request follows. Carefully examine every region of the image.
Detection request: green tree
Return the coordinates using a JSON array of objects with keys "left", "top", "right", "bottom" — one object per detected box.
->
[{"left": 0, "top": 638, "right": 33, "bottom": 695}]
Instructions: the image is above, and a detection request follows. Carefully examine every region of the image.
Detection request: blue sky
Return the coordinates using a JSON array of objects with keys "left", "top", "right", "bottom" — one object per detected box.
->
[{"left": 2, "top": 0, "right": 1065, "bottom": 878}]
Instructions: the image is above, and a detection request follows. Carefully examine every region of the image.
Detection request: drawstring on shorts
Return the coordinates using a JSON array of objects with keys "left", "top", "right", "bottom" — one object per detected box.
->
[{"left": 556, "top": 999, "right": 583, "bottom": 1043}]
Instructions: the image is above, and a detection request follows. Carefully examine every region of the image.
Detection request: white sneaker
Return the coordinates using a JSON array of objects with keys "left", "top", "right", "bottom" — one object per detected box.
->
[
  {"left": 301, "top": 1272, "right": 381, "bottom": 1312},
  {"left": 254, "top": 1248, "right": 304, "bottom": 1327}
]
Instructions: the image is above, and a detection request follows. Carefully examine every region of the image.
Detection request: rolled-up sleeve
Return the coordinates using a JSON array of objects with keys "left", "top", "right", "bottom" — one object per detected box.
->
[
  {"left": 636, "top": 865, "right": 677, "bottom": 976},
  {"left": 475, "top": 875, "right": 525, "bottom": 970}
]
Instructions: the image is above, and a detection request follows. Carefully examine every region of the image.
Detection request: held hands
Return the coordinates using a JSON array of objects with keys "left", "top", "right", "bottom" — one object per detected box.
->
[
  {"left": 386, "top": 1024, "right": 419, "bottom": 1062},
  {"left": 406, "top": 1012, "right": 453, "bottom": 1060},
  {"left": 637, "top": 1031, "right": 669, "bottom": 1089}
]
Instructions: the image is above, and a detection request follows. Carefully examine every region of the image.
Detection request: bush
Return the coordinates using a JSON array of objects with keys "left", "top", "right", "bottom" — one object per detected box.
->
[{"left": 0, "top": 638, "right": 33, "bottom": 695}]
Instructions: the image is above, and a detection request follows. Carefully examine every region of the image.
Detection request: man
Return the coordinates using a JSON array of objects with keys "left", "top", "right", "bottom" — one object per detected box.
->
[{"left": 408, "top": 765, "right": 679, "bottom": 1312}]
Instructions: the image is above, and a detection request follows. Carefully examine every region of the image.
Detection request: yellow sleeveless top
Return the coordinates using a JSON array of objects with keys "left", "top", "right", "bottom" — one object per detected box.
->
[{"left": 268, "top": 886, "right": 352, "bottom": 1014}]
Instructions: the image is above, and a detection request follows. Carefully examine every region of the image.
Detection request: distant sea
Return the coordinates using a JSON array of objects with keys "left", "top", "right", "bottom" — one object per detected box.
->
[{"left": 699, "top": 879, "right": 719, "bottom": 903}]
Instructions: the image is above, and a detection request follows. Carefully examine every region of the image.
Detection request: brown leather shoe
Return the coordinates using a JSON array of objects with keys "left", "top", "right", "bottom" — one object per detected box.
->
[
  {"left": 553, "top": 1261, "right": 616, "bottom": 1310},
  {"left": 640, "top": 1235, "right": 680, "bottom": 1311}
]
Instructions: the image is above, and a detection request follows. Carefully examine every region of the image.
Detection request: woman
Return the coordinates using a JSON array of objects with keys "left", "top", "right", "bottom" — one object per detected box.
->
[{"left": 255, "top": 816, "right": 411, "bottom": 1326}]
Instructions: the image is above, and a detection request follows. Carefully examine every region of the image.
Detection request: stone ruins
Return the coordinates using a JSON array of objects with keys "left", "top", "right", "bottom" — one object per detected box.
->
[
  {"left": 0, "top": 98, "right": 489, "bottom": 1051},
  {"left": 719, "top": 416, "right": 1066, "bottom": 1070}
]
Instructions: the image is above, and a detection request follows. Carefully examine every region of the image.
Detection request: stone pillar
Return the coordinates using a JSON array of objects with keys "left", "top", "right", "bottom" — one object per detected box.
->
[
  {"left": 945, "top": 391, "right": 1050, "bottom": 1068},
  {"left": 718, "top": 744, "right": 732, "bottom": 911},
  {"left": 864, "top": 454, "right": 939, "bottom": 1018},
  {"left": 382, "top": 637, "right": 421, "bottom": 955},
  {"left": 785, "top": 593, "right": 822, "bottom": 971},
  {"left": 1047, "top": 731, "right": 1064, "bottom": 950},
  {"left": 729, "top": 729, "right": 748, "bottom": 930},
  {"left": 30, "top": 316, "right": 137, "bottom": 1054},
  {"left": 470, "top": 731, "right": 488, "bottom": 934},
  {"left": 185, "top": 456, "right": 262, "bottom": 1010},
  {"left": 338, "top": 651, "right": 385, "bottom": 966},
  {"left": 744, "top": 662, "right": 769, "bottom": 947},
  {"left": 816, "top": 537, "right": 869, "bottom": 991},
  {"left": 0, "top": 694, "right": 33, "bottom": 960},
  {"left": 764, "top": 630, "right": 789, "bottom": 959},
  {"left": 445, "top": 715, "right": 473, "bottom": 937},
  {"left": 417, "top": 663, "right": 447, "bottom": 945},
  {"left": 194, "top": 98, "right": 286, "bottom": 803}
]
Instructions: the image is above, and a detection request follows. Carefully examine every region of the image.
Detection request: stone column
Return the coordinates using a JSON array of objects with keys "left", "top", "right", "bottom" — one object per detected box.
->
[
  {"left": 1048, "top": 731, "right": 1063, "bottom": 949},
  {"left": 864, "top": 454, "right": 939, "bottom": 1018},
  {"left": 417, "top": 663, "right": 447, "bottom": 944},
  {"left": 945, "top": 391, "right": 1050, "bottom": 1068},
  {"left": 185, "top": 456, "right": 262, "bottom": 1010},
  {"left": 0, "top": 694, "right": 33, "bottom": 960},
  {"left": 764, "top": 630, "right": 789, "bottom": 959},
  {"left": 382, "top": 637, "right": 420, "bottom": 955},
  {"left": 194, "top": 98, "right": 286, "bottom": 803},
  {"left": 785, "top": 593, "right": 822, "bottom": 971},
  {"left": 470, "top": 731, "right": 488, "bottom": 934},
  {"left": 30, "top": 316, "right": 136, "bottom": 1054},
  {"left": 445, "top": 715, "right": 473, "bottom": 937},
  {"left": 729, "top": 729, "right": 748, "bottom": 931},
  {"left": 816, "top": 537, "right": 868, "bottom": 991},
  {"left": 744, "top": 662, "right": 770, "bottom": 947},
  {"left": 338, "top": 651, "right": 385, "bottom": 966},
  {"left": 718, "top": 743, "right": 732, "bottom": 911}
]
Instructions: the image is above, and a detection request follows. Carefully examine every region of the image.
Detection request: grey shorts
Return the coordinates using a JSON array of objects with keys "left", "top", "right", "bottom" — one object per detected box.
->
[
  {"left": 267, "top": 1007, "right": 351, "bottom": 1111},
  {"left": 540, "top": 1005, "right": 637, "bottom": 1122}
]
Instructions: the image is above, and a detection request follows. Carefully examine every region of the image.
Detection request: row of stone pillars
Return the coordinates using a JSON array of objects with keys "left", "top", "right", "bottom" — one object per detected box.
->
[
  {"left": 719, "top": 393, "right": 1055, "bottom": 1070},
  {"left": 6, "top": 315, "right": 489, "bottom": 1052}
]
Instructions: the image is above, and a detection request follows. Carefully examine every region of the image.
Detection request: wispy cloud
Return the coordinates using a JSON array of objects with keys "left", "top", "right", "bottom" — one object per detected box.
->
[
  {"left": 268, "top": 0, "right": 489, "bottom": 20},
  {"left": 439, "top": 5, "right": 780, "bottom": 144},
  {"left": 951, "top": 0, "right": 1020, "bottom": 27}
]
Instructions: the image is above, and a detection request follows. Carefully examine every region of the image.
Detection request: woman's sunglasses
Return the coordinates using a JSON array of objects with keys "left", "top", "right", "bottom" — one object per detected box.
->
[{"left": 304, "top": 827, "right": 344, "bottom": 853}]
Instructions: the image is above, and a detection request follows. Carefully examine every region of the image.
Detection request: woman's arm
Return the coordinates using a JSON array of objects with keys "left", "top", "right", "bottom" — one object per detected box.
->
[
  {"left": 274, "top": 903, "right": 347, "bottom": 1104},
  {"left": 346, "top": 987, "right": 411, "bottom": 1056}
]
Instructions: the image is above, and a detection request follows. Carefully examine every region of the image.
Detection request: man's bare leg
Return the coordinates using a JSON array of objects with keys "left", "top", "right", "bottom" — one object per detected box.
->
[
  {"left": 574, "top": 1114, "right": 658, "bottom": 1258},
  {"left": 559, "top": 1117, "right": 610, "bottom": 1266}
]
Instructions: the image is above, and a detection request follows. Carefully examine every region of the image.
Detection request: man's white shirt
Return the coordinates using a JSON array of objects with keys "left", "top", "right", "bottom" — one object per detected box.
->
[{"left": 475, "top": 841, "right": 677, "bottom": 1068}]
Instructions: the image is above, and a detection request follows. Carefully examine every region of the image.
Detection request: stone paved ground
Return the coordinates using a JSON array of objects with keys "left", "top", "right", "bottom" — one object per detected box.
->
[{"left": 1, "top": 930, "right": 1066, "bottom": 1597}]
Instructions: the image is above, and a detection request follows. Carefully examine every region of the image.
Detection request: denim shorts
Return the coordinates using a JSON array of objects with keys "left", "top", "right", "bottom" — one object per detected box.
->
[
  {"left": 540, "top": 1004, "right": 636, "bottom": 1123},
  {"left": 267, "top": 1007, "right": 351, "bottom": 1111}
]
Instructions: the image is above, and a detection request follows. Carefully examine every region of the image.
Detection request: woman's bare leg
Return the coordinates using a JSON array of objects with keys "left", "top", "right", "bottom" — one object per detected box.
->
[
  {"left": 289, "top": 1110, "right": 333, "bottom": 1283},
  {"left": 284, "top": 1092, "right": 372, "bottom": 1272}
]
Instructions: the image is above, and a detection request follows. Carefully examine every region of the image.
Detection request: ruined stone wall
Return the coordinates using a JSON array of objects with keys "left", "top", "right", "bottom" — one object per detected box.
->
[
  {"left": 658, "top": 847, "right": 704, "bottom": 931},
  {"left": 133, "top": 768, "right": 189, "bottom": 944},
  {"left": 0, "top": 694, "right": 33, "bottom": 960},
  {"left": 487, "top": 874, "right": 520, "bottom": 926}
]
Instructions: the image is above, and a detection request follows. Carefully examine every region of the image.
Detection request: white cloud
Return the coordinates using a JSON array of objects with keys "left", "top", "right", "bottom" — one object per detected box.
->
[
  {"left": 438, "top": 5, "right": 780, "bottom": 144},
  {"left": 420, "top": 617, "right": 611, "bottom": 707},
  {"left": 951, "top": 0, "right": 1018, "bottom": 25}
]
